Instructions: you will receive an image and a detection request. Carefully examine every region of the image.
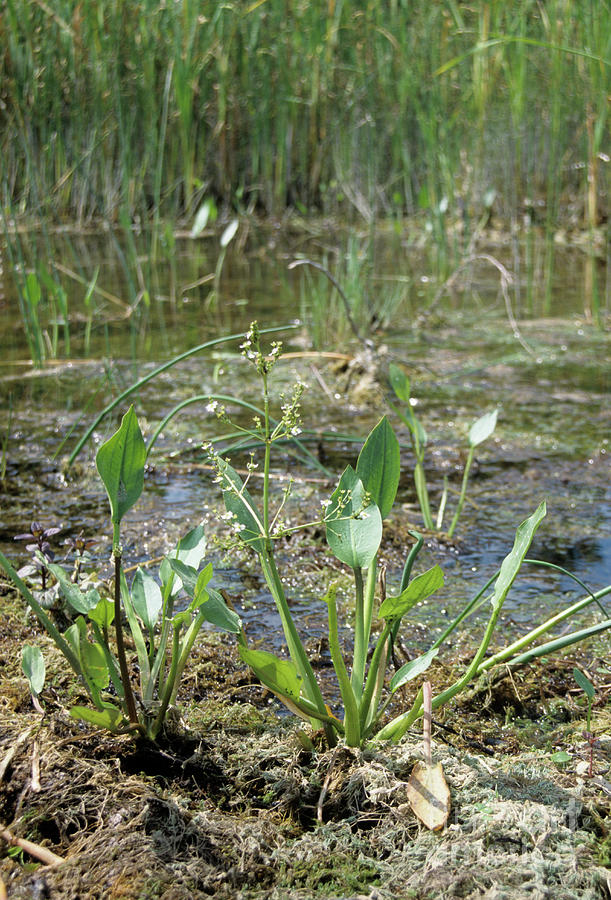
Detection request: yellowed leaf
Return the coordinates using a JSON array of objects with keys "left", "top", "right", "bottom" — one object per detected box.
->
[{"left": 407, "top": 760, "right": 451, "bottom": 831}]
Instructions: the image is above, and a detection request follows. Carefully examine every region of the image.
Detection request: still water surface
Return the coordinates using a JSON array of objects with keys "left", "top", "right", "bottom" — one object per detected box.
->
[{"left": 1, "top": 225, "right": 609, "bottom": 650}]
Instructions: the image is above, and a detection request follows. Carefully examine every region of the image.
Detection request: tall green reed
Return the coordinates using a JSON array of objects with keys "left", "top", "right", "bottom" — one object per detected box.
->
[{"left": 1, "top": 0, "right": 608, "bottom": 245}]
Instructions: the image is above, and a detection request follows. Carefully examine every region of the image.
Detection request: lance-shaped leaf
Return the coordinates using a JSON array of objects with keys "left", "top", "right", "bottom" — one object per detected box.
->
[
  {"left": 165, "top": 559, "right": 199, "bottom": 598},
  {"left": 573, "top": 668, "right": 595, "bottom": 700},
  {"left": 220, "top": 219, "right": 239, "bottom": 247},
  {"left": 96, "top": 406, "right": 146, "bottom": 527},
  {"left": 70, "top": 703, "right": 124, "bottom": 731},
  {"left": 22, "top": 645, "right": 45, "bottom": 695},
  {"left": 131, "top": 568, "right": 163, "bottom": 632},
  {"left": 43, "top": 556, "right": 100, "bottom": 614},
  {"left": 326, "top": 466, "right": 382, "bottom": 569},
  {"left": 64, "top": 617, "right": 109, "bottom": 690},
  {"left": 379, "top": 565, "right": 444, "bottom": 620},
  {"left": 389, "top": 363, "right": 411, "bottom": 403},
  {"left": 217, "top": 458, "right": 266, "bottom": 553},
  {"left": 356, "top": 416, "right": 400, "bottom": 519},
  {"left": 88, "top": 597, "right": 114, "bottom": 629},
  {"left": 491, "top": 501, "right": 546, "bottom": 612},
  {"left": 160, "top": 524, "right": 207, "bottom": 595},
  {"left": 390, "top": 647, "right": 439, "bottom": 692},
  {"left": 64, "top": 618, "right": 109, "bottom": 705},
  {"left": 198, "top": 587, "right": 242, "bottom": 634},
  {"left": 240, "top": 646, "right": 302, "bottom": 705},
  {"left": 469, "top": 409, "right": 498, "bottom": 448}
]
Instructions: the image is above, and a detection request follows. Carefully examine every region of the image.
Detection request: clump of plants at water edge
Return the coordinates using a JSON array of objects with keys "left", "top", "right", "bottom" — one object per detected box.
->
[
  {"left": 199, "top": 324, "right": 611, "bottom": 748},
  {"left": 3, "top": 325, "right": 610, "bottom": 750},
  {"left": 0, "top": 408, "right": 241, "bottom": 740}
]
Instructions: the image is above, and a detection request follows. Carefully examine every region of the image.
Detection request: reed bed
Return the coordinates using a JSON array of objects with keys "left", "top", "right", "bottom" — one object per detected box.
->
[{"left": 1, "top": 0, "right": 608, "bottom": 229}]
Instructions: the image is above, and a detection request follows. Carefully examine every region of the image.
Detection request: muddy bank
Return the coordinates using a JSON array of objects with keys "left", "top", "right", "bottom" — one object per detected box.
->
[{"left": 1, "top": 579, "right": 610, "bottom": 900}]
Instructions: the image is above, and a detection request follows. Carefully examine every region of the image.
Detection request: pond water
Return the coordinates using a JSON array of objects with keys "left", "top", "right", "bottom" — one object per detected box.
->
[{"left": 0, "top": 223, "right": 609, "bottom": 654}]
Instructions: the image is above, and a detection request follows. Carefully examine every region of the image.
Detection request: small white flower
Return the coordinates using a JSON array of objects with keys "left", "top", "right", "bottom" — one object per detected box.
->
[{"left": 206, "top": 400, "right": 218, "bottom": 413}]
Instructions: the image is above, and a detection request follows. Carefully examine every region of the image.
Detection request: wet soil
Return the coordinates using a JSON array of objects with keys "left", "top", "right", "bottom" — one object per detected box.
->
[{"left": 1, "top": 577, "right": 610, "bottom": 900}]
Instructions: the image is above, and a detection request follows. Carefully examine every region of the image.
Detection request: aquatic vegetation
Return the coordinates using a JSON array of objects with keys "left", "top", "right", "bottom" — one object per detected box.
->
[
  {"left": 388, "top": 362, "right": 498, "bottom": 536},
  {"left": 3, "top": 324, "right": 609, "bottom": 750},
  {"left": 0, "top": 408, "right": 241, "bottom": 740},
  {"left": 201, "top": 324, "right": 611, "bottom": 748},
  {"left": 1, "top": 1, "right": 607, "bottom": 235},
  {"left": 293, "top": 243, "right": 410, "bottom": 351}
]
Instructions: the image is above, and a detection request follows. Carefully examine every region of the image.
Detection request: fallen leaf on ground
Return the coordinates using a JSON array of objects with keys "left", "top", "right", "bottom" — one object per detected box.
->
[{"left": 407, "top": 760, "right": 451, "bottom": 831}]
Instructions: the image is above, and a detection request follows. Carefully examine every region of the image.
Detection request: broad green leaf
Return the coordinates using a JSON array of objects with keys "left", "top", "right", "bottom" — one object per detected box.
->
[
  {"left": 326, "top": 467, "right": 382, "bottom": 569},
  {"left": 160, "top": 524, "right": 207, "bottom": 594},
  {"left": 64, "top": 617, "right": 109, "bottom": 690},
  {"left": 356, "top": 416, "right": 400, "bottom": 519},
  {"left": 63, "top": 619, "right": 84, "bottom": 657},
  {"left": 165, "top": 559, "right": 198, "bottom": 598},
  {"left": 22, "top": 645, "right": 45, "bottom": 695},
  {"left": 390, "top": 647, "right": 439, "bottom": 692},
  {"left": 131, "top": 568, "right": 163, "bottom": 631},
  {"left": 187, "top": 563, "right": 214, "bottom": 612},
  {"left": 96, "top": 406, "right": 146, "bottom": 526},
  {"left": 379, "top": 565, "right": 444, "bottom": 620},
  {"left": 573, "top": 668, "right": 595, "bottom": 700},
  {"left": 88, "top": 597, "right": 115, "bottom": 629},
  {"left": 197, "top": 587, "right": 242, "bottom": 634},
  {"left": 69, "top": 703, "right": 124, "bottom": 731},
  {"left": 80, "top": 639, "right": 109, "bottom": 689},
  {"left": 491, "top": 502, "right": 546, "bottom": 611},
  {"left": 216, "top": 458, "right": 265, "bottom": 553},
  {"left": 220, "top": 219, "right": 238, "bottom": 247},
  {"left": 239, "top": 646, "right": 302, "bottom": 700},
  {"left": 194, "top": 563, "right": 213, "bottom": 595},
  {"left": 43, "top": 557, "right": 100, "bottom": 614},
  {"left": 469, "top": 409, "right": 498, "bottom": 448},
  {"left": 389, "top": 363, "right": 411, "bottom": 403},
  {"left": 551, "top": 750, "right": 572, "bottom": 765}
]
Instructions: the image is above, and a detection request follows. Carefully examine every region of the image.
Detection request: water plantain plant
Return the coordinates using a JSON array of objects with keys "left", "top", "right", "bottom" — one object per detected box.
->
[
  {"left": 388, "top": 361, "right": 498, "bottom": 537},
  {"left": 0, "top": 407, "right": 241, "bottom": 740},
  {"left": 201, "top": 324, "right": 611, "bottom": 748}
]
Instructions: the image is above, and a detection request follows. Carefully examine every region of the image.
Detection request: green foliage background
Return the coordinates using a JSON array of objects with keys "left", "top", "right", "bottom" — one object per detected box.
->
[{"left": 1, "top": 0, "right": 608, "bottom": 225}]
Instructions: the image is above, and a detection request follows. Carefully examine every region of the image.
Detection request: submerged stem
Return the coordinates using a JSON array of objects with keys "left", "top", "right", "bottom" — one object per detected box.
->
[{"left": 447, "top": 445, "right": 474, "bottom": 538}]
